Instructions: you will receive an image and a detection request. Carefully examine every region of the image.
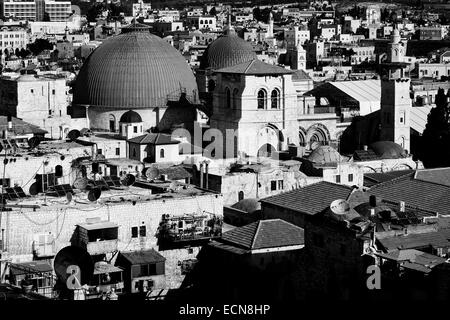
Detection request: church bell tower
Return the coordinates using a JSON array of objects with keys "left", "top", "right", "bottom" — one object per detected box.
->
[{"left": 379, "top": 28, "right": 411, "bottom": 153}]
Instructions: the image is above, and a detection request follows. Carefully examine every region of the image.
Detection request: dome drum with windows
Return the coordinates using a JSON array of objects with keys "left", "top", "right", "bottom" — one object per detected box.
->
[{"left": 72, "top": 23, "right": 199, "bottom": 132}]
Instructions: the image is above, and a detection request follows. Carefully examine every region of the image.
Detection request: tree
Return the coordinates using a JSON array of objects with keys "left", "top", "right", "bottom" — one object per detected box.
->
[
  {"left": 209, "top": 7, "right": 216, "bottom": 16},
  {"left": 417, "top": 88, "right": 450, "bottom": 168},
  {"left": 27, "top": 38, "right": 53, "bottom": 56}
]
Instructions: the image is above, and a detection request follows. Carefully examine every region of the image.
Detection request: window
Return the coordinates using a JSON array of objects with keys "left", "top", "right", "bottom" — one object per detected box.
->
[
  {"left": 160, "top": 148, "right": 165, "bottom": 158},
  {"left": 257, "top": 89, "right": 267, "bottom": 109},
  {"left": 278, "top": 180, "right": 284, "bottom": 190},
  {"left": 30, "top": 89, "right": 34, "bottom": 93},
  {"left": 348, "top": 174, "right": 353, "bottom": 182},
  {"left": 133, "top": 126, "right": 137, "bottom": 133},
  {"left": 116, "top": 148, "right": 120, "bottom": 156},
  {"left": 232, "top": 88, "right": 239, "bottom": 109},
  {"left": 139, "top": 226, "right": 146, "bottom": 237},
  {"left": 226, "top": 88, "right": 231, "bottom": 108},
  {"left": 271, "top": 180, "right": 277, "bottom": 191},
  {"left": 335, "top": 175, "right": 341, "bottom": 183},
  {"left": 97, "top": 149, "right": 102, "bottom": 155},
  {"left": 238, "top": 191, "right": 244, "bottom": 201},
  {"left": 52, "top": 89, "right": 55, "bottom": 95},
  {"left": 131, "top": 227, "right": 138, "bottom": 238},
  {"left": 271, "top": 89, "right": 280, "bottom": 109}
]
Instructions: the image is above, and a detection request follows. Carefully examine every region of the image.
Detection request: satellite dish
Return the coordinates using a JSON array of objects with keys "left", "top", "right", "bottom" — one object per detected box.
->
[
  {"left": 73, "top": 178, "right": 88, "bottom": 190},
  {"left": 330, "top": 199, "right": 350, "bottom": 215},
  {"left": 27, "top": 136, "right": 41, "bottom": 149},
  {"left": 145, "top": 167, "right": 160, "bottom": 180},
  {"left": 87, "top": 188, "right": 101, "bottom": 202},
  {"left": 66, "top": 192, "right": 73, "bottom": 203},
  {"left": 121, "top": 173, "right": 135, "bottom": 186},
  {"left": 29, "top": 182, "right": 39, "bottom": 196},
  {"left": 54, "top": 246, "right": 94, "bottom": 286},
  {"left": 67, "top": 129, "right": 81, "bottom": 141},
  {"left": 80, "top": 128, "right": 92, "bottom": 137}
]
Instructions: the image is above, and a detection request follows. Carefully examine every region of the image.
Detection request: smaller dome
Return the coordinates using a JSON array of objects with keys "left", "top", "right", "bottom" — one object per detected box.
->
[
  {"left": 370, "top": 141, "right": 406, "bottom": 159},
  {"left": 120, "top": 110, "right": 142, "bottom": 123},
  {"left": 231, "top": 198, "right": 261, "bottom": 214},
  {"left": 308, "top": 146, "right": 342, "bottom": 164}
]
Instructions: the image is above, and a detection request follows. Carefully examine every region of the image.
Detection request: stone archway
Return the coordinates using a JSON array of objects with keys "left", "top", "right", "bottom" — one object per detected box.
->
[
  {"left": 307, "top": 123, "right": 330, "bottom": 150},
  {"left": 257, "top": 124, "right": 282, "bottom": 154}
]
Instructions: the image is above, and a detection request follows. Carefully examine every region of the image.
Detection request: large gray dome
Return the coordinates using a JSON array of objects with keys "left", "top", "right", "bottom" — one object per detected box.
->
[{"left": 73, "top": 25, "right": 198, "bottom": 110}]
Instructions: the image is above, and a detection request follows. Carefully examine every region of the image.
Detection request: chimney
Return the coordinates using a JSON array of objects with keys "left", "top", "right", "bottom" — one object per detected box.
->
[
  {"left": 399, "top": 201, "right": 405, "bottom": 212},
  {"left": 363, "top": 145, "right": 368, "bottom": 151},
  {"left": 369, "top": 195, "right": 377, "bottom": 207},
  {"left": 199, "top": 162, "right": 204, "bottom": 188}
]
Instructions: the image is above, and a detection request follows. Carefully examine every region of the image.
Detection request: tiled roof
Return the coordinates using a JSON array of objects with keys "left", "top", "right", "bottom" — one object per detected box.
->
[
  {"left": 127, "top": 133, "right": 180, "bottom": 145},
  {"left": 0, "top": 116, "right": 47, "bottom": 135},
  {"left": 260, "top": 181, "right": 353, "bottom": 215},
  {"left": 369, "top": 176, "right": 450, "bottom": 215},
  {"left": 375, "top": 249, "right": 445, "bottom": 273},
  {"left": 292, "top": 69, "right": 312, "bottom": 81},
  {"left": 220, "top": 219, "right": 304, "bottom": 251},
  {"left": 363, "top": 170, "right": 415, "bottom": 188},
  {"left": 214, "top": 59, "right": 293, "bottom": 75},
  {"left": 415, "top": 168, "right": 450, "bottom": 187},
  {"left": 120, "top": 249, "right": 166, "bottom": 265},
  {"left": 158, "top": 166, "right": 192, "bottom": 180}
]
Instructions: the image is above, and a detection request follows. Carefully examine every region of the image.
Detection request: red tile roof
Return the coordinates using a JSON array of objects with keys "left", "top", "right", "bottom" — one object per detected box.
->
[
  {"left": 260, "top": 181, "right": 354, "bottom": 216},
  {"left": 127, "top": 133, "right": 180, "bottom": 145},
  {"left": 220, "top": 219, "right": 304, "bottom": 251},
  {"left": 369, "top": 176, "right": 450, "bottom": 215}
]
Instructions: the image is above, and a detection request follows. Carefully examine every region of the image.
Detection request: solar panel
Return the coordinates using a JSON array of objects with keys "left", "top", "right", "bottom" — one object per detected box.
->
[
  {"left": 5, "top": 187, "right": 18, "bottom": 199},
  {"left": 49, "top": 184, "right": 74, "bottom": 197},
  {"left": 14, "top": 187, "right": 27, "bottom": 198},
  {"left": 93, "top": 179, "right": 109, "bottom": 190},
  {"left": 103, "top": 176, "right": 121, "bottom": 188}
]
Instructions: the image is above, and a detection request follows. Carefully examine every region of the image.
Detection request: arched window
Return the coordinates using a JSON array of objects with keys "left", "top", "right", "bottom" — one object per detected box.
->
[
  {"left": 55, "top": 165, "right": 63, "bottom": 177},
  {"left": 238, "top": 191, "right": 244, "bottom": 201},
  {"left": 160, "top": 148, "right": 165, "bottom": 158},
  {"left": 257, "top": 89, "right": 267, "bottom": 109},
  {"left": 271, "top": 89, "right": 280, "bottom": 109},
  {"left": 233, "top": 88, "right": 239, "bottom": 109},
  {"left": 109, "top": 114, "right": 116, "bottom": 132},
  {"left": 226, "top": 88, "right": 231, "bottom": 108}
]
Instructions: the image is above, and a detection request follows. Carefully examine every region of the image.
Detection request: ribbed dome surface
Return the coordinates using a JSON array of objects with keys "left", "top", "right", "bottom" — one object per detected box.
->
[
  {"left": 73, "top": 29, "right": 198, "bottom": 109},
  {"left": 199, "top": 34, "right": 257, "bottom": 70},
  {"left": 308, "top": 146, "right": 342, "bottom": 164}
]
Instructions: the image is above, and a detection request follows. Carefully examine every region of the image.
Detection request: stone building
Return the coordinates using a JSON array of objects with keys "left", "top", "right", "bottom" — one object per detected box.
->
[{"left": 0, "top": 73, "right": 77, "bottom": 140}]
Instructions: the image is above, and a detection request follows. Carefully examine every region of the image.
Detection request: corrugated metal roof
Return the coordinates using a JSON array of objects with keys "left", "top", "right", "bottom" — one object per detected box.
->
[
  {"left": 330, "top": 80, "right": 381, "bottom": 104},
  {"left": 378, "top": 229, "right": 450, "bottom": 252},
  {"left": 215, "top": 59, "right": 293, "bottom": 75}
]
